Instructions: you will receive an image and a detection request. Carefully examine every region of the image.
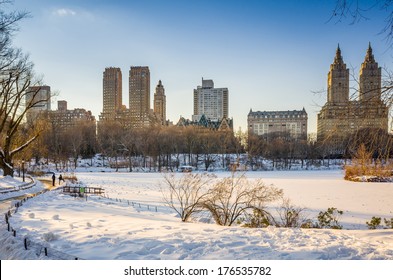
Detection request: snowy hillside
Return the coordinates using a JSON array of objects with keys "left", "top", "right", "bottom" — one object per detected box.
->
[{"left": 1, "top": 170, "right": 393, "bottom": 260}]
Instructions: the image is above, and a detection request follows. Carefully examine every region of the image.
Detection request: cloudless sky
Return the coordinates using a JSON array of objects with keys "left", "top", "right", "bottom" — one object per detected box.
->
[{"left": 8, "top": 0, "right": 393, "bottom": 133}]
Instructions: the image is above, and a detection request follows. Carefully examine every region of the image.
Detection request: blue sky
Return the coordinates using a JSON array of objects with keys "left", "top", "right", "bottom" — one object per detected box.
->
[{"left": 9, "top": 0, "right": 393, "bottom": 133}]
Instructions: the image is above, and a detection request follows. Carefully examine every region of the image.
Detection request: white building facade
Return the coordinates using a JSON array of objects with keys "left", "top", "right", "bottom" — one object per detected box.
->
[{"left": 193, "top": 78, "right": 228, "bottom": 122}]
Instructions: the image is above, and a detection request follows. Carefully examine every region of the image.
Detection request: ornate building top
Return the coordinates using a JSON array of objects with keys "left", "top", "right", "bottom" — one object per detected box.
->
[
  {"left": 328, "top": 44, "right": 349, "bottom": 104},
  {"left": 364, "top": 42, "right": 375, "bottom": 63},
  {"left": 334, "top": 44, "right": 344, "bottom": 65}
]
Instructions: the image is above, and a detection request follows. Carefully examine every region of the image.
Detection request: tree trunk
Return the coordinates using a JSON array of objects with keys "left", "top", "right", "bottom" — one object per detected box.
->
[
  {"left": 1, "top": 161, "right": 14, "bottom": 177},
  {"left": 129, "top": 154, "right": 132, "bottom": 172}
]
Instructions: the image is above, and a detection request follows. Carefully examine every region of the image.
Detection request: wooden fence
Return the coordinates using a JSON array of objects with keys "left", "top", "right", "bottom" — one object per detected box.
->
[{"left": 62, "top": 186, "right": 104, "bottom": 196}]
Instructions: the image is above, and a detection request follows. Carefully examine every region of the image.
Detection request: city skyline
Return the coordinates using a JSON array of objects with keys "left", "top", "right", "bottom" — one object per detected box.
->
[{"left": 11, "top": 0, "right": 393, "bottom": 133}]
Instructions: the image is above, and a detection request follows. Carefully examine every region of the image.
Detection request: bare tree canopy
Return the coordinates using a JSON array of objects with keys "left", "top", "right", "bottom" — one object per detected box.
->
[
  {"left": 161, "top": 172, "right": 216, "bottom": 222},
  {"left": 331, "top": 0, "right": 393, "bottom": 46},
  {"left": 0, "top": 1, "right": 44, "bottom": 176}
]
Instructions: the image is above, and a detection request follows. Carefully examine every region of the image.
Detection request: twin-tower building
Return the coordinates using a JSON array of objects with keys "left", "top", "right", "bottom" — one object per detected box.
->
[
  {"left": 317, "top": 43, "right": 388, "bottom": 147},
  {"left": 100, "top": 66, "right": 166, "bottom": 127},
  {"left": 247, "top": 43, "right": 388, "bottom": 144},
  {"left": 101, "top": 66, "right": 231, "bottom": 129}
]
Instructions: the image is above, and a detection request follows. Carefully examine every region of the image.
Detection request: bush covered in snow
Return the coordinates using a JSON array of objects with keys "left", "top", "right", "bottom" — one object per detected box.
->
[{"left": 42, "top": 232, "right": 58, "bottom": 242}]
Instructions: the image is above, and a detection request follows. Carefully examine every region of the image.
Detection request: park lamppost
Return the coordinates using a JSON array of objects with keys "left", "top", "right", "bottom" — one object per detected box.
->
[{"left": 22, "top": 160, "right": 25, "bottom": 182}]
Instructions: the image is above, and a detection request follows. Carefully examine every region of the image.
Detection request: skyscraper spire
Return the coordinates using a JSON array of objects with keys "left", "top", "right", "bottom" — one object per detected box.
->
[
  {"left": 328, "top": 44, "right": 349, "bottom": 104},
  {"left": 334, "top": 43, "right": 344, "bottom": 64},
  {"left": 359, "top": 42, "right": 380, "bottom": 102},
  {"left": 364, "top": 42, "right": 375, "bottom": 63},
  {"left": 154, "top": 79, "right": 166, "bottom": 125}
]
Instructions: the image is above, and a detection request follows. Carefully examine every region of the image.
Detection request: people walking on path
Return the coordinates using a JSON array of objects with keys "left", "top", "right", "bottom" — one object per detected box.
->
[
  {"left": 58, "top": 174, "right": 65, "bottom": 185},
  {"left": 52, "top": 173, "right": 55, "bottom": 186}
]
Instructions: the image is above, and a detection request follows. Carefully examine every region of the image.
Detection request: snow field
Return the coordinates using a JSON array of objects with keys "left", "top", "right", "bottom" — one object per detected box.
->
[{"left": 2, "top": 170, "right": 393, "bottom": 260}]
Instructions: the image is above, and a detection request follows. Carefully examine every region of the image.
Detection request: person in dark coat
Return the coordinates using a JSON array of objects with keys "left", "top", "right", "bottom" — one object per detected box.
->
[
  {"left": 52, "top": 173, "right": 55, "bottom": 186},
  {"left": 59, "top": 174, "right": 65, "bottom": 184}
]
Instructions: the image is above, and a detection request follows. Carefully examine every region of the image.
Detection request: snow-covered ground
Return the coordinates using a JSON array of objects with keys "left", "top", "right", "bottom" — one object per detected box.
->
[
  {"left": 1, "top": 170, "right": 393, "bottom": 260},
  {"left": 0, "top": 176, "right": 25, "bottom": 191},
  {"left": 0, "top": 175, "right": 47, "bottom": 213}
]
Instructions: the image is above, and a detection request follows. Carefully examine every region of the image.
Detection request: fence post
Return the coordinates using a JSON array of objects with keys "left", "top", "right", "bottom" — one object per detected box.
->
[
  {"left": 13, "top": 230, "right": 16, "bottom": 237},
  {"left": 148, "top": 205, "right": 150, "bottom": 210},
  {"left": 139, "top": 203, "right": 141, "bottom": 208},
  {"left": 155, "top": 206, "right": 157, "bottom": 212},
  {"left": 44, "top": 247, "right": 48, "bottom": 256},
  {"left": 7, "top": 223, "right": 10, "bottom": 231},
  {"left": 5, "top": 213, "right": 8, "bottom": 224},
  {"left": 24, "top": 238, "right": 28, "bottom": 250}
]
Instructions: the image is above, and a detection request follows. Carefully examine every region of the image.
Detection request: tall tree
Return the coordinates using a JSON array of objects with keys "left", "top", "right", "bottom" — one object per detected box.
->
[{"left": 0, "top": 2, "right": 44, "bottom": 176}]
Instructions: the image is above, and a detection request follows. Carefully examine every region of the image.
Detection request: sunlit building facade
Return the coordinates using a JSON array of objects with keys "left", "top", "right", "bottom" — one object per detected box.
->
[
  {"left": 317, "top": 44, "right": 388, "bottom": 148},
  {"left": 248, "top": 109, "right": 308, "bottom": 139}
]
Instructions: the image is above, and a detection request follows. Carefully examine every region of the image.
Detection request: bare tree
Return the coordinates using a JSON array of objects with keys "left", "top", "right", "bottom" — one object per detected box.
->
[
  {"left": 0, "top": 2, "right": 46, "bottom": 176},
  {"left": 183, "top": 126, "right": 198, "bottom": 166},
  {"left": 203, "top": 172, "right": 283, "bottom": 226},
  {"left": 66, "top": 123, "right": 85, "bottom": 169},
  {"left": 165, "top": 127, "right": 184, "bottom": 171},
  {"left": 331, "top": 0, "right": 393, "bottom": 45},
  {"left": 247, "top": 132, "right": 265, "bottom": 170},
  {"left": 42, "top": 118, "right": 68, "bottom": 171},
  {"left": 161, "top": 172, "right": 216, "bottom": 222},
  {"left": 199, "top": 130, "right": 219, "bottom": 171},
  {"left": 276, "top": 198, "right": 308, "bottom": 228},
  {"left": 118, "top": 128, "right": 137, "bottom": 172},
  {"left": 97, "top": 120, "right": 123, "bottom": 170}
]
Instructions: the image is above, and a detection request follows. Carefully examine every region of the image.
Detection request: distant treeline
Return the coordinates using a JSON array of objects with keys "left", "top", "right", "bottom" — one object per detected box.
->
[{"left": 16, "top": 120, "right": 393, "bottom": 172}]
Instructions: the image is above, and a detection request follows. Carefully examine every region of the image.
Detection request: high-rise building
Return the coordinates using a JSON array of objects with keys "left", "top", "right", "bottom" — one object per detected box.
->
[
  {"left": 317, "top": 44, "right": 388, "bottom": 149},
  {"left": 102, "top": 67, "right": 122, "bottom": 120},
  {"left": 327, "top": 45, "right": 349, "bottom": 105},
  {"left": 248, "top": 109, "right": 308, "bottom": 139},
  {"left": 57, "top": 100, "right": 68, "bottom": 111},
  {"left": 154, "top": 80, "right": 166, "bottom": 125},
  {"left": 193, "top": 78, "right": 228, "bottom": 122},
  {"left": 49, "top": 106, "right": 96, "bottom": 130},
  {"left": 129, "top": 66, "right": 151, "bottom": 126},
  {"left": 25, "top": 85, "right": 51, "bottom": 121},
  {"left": 359, "top": 43, "right": 382, "bottom": 103}
]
